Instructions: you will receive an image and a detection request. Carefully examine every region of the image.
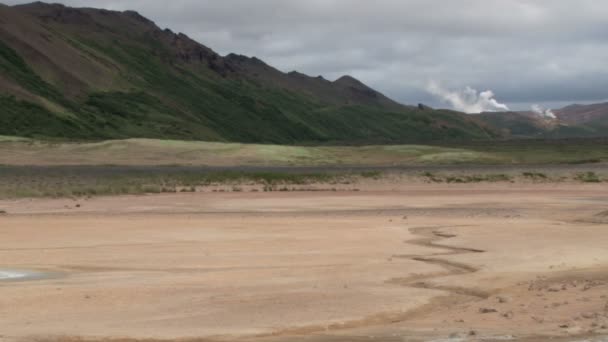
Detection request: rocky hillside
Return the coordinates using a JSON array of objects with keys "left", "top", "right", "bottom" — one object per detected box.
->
[{"left": 0, "top": 2, "right": 497, "bottom": 143}]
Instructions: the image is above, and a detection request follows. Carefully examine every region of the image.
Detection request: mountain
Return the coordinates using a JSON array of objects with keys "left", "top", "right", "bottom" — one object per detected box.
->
[
  {"left": 0, "top": 2, "right": 497, "bottom": 143},
  {"left": 554, "top": 102, "right": 608, "bottom": 128},
  {"left": 476, "top": 102, "right": 608, "bottom": 139}
]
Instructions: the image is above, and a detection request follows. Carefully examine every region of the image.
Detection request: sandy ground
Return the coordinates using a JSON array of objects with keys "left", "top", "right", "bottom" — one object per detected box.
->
[{"left": 0, "top": 184, "right": 607, "bottom": 342}]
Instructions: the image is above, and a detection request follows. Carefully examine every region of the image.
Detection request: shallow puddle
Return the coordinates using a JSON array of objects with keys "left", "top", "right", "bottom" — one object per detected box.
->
[{"left": 0, "top": 269, "right": 59, "bottom": 282}]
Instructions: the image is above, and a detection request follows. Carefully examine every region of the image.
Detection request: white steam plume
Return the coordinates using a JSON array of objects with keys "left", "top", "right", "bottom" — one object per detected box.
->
[
  {"left": 426, "top": 81, "right": 510, "bottom": 114},
  {"left": 531, "top": 104, "right": 557, "bottom": 119}
]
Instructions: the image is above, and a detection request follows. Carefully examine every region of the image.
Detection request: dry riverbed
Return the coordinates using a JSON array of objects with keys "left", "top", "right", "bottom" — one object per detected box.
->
[{"left": 0, "top": 183, "right": 607, "bottom": 342}]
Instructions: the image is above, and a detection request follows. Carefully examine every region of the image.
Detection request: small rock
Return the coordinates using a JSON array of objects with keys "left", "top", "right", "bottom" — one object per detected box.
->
[
  {"left": 581, "top": 312, "right": 596, "bottom": 319},
  {"left": 548, "top": 285, "right": 561, "bottom": 292},
  {"left": 479, "top": 307, "right": 497, "bottom": 314},
  {"left": 468, "top": 330, "right": 477, "bottom": 336},
  {"left": 502, "top": 311, "right": 514, "bottom": 319},
  {"left": 497, "top": 295, "right": 510, "bottom": 303},
  {"left": 559, "top": 323, "right": 569, "bottom": 329}
]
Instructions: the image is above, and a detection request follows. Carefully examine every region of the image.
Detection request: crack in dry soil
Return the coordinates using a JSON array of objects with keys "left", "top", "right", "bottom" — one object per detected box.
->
[{"left": 389, "top": 225, "right": 489, "bottom": 299}]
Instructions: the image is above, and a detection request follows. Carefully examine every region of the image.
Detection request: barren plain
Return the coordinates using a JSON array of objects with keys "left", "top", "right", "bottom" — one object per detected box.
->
[{"left": 1, "top": 181, "right": 608, "bottom": 342}]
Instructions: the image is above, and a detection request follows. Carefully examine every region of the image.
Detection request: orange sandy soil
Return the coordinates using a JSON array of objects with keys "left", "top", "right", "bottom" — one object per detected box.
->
[{"left": 0, "top": 183, "right": 607, "bottom": 342}]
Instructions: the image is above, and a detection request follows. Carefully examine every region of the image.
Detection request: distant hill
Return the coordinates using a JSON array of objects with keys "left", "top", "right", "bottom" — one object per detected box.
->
[
  {"left": 476, "top": 102, "right": 608, "bottom": 139},
  {"left": 0, "top": 2, "right": 497, "bottom": 143},
  {"left": 554, "top": 102, "right": 608, "bottom": 127}
]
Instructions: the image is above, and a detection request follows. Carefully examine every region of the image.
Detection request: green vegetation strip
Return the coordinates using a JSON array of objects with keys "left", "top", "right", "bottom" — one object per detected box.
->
[{"left": 1, "top": 138, "right": 608, "bottom": 166}]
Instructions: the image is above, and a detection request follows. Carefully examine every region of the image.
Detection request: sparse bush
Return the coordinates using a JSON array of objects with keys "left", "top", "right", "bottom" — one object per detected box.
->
[
  {"left": 433, "top": 173, "right": 512, "bottom": 184},
  {"left": 567, "top": 159, "right": 602, "bottom": 164},
  {"left": 522, "top": 172, "right": 548, "bottom": 180},
  {"left": 422, "top": 171, "right": 443, "bottom": 183}
]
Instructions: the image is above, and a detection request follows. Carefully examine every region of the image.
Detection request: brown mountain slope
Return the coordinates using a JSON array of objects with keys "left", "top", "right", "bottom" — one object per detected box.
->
[
  {"left": 475, "top": 102, "right": 608, "bottom": 139},
  {"left": 554, "top": 102, "right": 608, "bottom": 125}
]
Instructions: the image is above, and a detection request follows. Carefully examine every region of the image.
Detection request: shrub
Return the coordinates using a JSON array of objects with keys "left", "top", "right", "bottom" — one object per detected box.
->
[{"left": 576, "top": 172, "right": 602, "bottom": 183}]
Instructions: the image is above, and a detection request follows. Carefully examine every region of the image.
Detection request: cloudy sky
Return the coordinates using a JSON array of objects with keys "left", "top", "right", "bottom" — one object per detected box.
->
[{"left": 6, "top": 0, "right": 608, "bottom": 111}]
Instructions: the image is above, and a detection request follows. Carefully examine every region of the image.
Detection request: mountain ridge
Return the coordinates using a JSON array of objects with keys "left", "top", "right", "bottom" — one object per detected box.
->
[{"left": 0, "top": 1, "right": 497, "bottom": 143}]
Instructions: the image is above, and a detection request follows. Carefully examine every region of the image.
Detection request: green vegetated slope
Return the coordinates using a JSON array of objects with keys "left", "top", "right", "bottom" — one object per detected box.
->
[{"left": 0, "top": 2, "right": 497, "bottom": 143}]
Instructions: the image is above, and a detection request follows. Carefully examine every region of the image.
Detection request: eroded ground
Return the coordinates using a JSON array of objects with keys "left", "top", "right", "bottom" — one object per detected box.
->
[{"left": 0, "top": 184, "right": 607, "bottom": 342}]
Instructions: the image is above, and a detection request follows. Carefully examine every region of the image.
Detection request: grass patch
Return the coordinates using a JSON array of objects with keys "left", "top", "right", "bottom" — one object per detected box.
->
[
  {"left": 360, "top": 171, "right": 382, "bottom": 179},
  {"left": 457, "top": 141, "right": 608, "bottom": 165},
  {"left": 3, "top": 138, "right": 608, "bottom": 167},
  {"left": 575, "top": 172, "right": 602, "bottom": 183}
]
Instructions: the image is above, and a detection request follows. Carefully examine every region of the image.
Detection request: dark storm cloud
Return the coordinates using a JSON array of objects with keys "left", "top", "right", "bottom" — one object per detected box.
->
[{"left": 4, "top": 0, "right": 608, "bottom": 110}]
